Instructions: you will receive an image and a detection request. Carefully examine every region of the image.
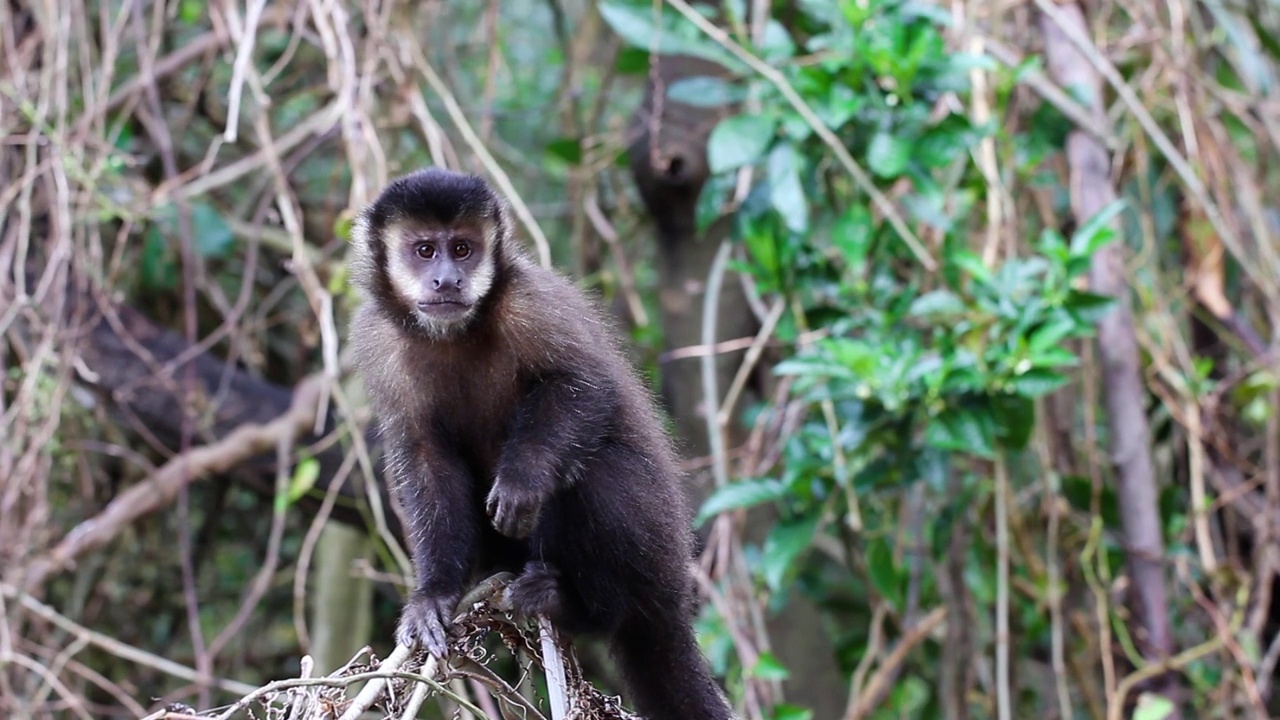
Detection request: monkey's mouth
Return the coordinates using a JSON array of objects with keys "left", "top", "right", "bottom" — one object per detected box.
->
[{"left": 416, "top": 299, "right": 472, "bottom": 317}]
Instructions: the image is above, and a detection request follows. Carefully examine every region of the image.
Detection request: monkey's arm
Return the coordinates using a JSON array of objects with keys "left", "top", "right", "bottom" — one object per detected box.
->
[
  {"left": 387, "top": 431, "right": 479, "bottom": 656},
  {"left": 486, "top": 372, "right": 616, "bottom": 538}
]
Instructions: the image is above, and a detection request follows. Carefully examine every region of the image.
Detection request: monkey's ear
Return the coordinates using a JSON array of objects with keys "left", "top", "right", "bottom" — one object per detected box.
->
[
  {"left": 350, "top": 212, "right": 368, "bottom": 248},
  {"left": 490, "top": 198, "right": 514, "bottom": 245}
]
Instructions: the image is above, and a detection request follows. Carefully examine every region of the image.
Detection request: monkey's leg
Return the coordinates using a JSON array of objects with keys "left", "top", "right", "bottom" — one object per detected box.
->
[
  {"left": 389, "top": 441, "right": 481, "bottom": 657},
  {"left": 487, "top": 374, "right": 615, "bottom": 539}
]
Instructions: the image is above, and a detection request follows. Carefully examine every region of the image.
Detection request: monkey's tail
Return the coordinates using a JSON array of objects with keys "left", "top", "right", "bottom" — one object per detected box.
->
[{"left": 611, "top": 619, "right": 736, "bottom": 720}]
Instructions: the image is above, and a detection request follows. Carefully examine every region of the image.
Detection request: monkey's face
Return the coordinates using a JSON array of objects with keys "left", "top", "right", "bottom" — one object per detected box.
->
[{"left": 385, "top": 221, "right": 496, "bottom": 337}]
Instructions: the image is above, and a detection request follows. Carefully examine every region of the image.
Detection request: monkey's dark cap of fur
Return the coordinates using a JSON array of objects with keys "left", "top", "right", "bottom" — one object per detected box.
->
[{"left": 364, "top": 167, "right": 502, "bottom": 231}]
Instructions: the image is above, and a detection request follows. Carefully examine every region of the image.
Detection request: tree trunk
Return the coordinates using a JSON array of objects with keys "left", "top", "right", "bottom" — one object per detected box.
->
[
  {"left": 1040, "top": 4, "right": 1180, "bottom": 714},
  {"left": 627, "top": 51, "right": 847, "bottom": 720},
  {"left": 311, "top": 524, "right": 375, "bottom": 673}
]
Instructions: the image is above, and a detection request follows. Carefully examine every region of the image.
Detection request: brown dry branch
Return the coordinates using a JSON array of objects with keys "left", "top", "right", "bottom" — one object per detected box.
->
[
  {"left": 843, "top": 606, "right": 948, "bottom": 720},
  {"left": 1, "top": 583, "right": 257, "bottom": 697}
]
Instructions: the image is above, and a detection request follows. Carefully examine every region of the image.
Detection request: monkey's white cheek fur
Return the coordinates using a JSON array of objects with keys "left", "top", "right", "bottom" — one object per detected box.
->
[
  {"left": 387, "top": 250, "right": 424, "bottom": 304},
  {"left": 470, "top": 254, "right": 496, "bottom": 305}
]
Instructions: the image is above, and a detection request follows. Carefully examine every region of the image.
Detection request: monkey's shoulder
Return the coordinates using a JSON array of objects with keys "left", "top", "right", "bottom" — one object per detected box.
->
[{"left": 496, "top": 262, "right": 624, "bottom": 367}]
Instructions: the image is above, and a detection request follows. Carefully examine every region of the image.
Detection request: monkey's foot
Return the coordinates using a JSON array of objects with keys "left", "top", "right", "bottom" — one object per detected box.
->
[
  {"left": 395, "top": 593, "right": 459, "bottom": 658},
  {"left": 503, "top": 562, "right": 564, "bottom": 622}
]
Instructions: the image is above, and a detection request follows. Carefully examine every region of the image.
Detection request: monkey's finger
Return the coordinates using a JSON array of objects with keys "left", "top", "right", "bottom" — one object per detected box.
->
[
  {"left": 393, "top": 623, "right": 416, "bottom": 649},
  {"left": 492, "top": 504, "right": 515, "bottom": 536},
  {"left": 423, "top": 610, "right": 448, "bottom": 658}
]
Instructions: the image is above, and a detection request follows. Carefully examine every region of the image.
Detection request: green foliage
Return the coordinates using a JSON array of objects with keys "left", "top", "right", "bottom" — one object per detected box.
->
[
  {"left": 141, "top": 201, "right": 235, "bottom": 290},
  {"left": 708, "top": 114, "right": 778, "bottom": 174},
  {"left": 598, "top": 1, "right": 741, "bottom": 68},
  {"left": 282, "top": 457, "right": 321, "bottom": 510},
  {"left": 674, "top": 1, "right": 1135, "bottom": 716},
  {"left": 1134, "top": 693, "right": 1176, "bottom": 720}
]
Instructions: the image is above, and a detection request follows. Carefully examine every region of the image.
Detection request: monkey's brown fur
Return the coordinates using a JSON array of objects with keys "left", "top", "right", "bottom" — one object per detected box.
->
[{"left": 349, "top": 168, "right": 735, "bottom": 720}]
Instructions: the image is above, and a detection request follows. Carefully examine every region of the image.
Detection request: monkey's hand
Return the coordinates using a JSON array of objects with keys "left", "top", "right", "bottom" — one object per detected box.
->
[
  {"left": 394, "top": 593, "right": 459, "bottom": 658},
  {"left": 501, "top": 561, "right": 564, "bottom": 623},
  {"left": 485, "top": 479, "right": 547, "bottom": 539}
]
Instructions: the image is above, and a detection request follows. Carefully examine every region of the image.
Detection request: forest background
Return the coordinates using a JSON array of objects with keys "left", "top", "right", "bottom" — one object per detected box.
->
[{"left": 3, "top": 0, "right": 1279, "bottom": 719}]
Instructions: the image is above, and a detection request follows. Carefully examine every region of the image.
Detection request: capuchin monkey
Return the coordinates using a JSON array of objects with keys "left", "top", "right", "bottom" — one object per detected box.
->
[{"left": 348, "top": 167, "right": 735, "bottom": 720}]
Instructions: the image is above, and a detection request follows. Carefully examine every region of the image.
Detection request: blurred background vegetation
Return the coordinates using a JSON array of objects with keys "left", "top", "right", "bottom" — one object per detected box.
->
[{"left": 4, "top": 0, "right": 1280, "bottom": 718}]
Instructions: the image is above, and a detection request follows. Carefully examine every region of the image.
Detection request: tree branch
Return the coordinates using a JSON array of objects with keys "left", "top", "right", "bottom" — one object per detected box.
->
[{"left": 23, "top": 374, "right": 326, "bottom": 591}]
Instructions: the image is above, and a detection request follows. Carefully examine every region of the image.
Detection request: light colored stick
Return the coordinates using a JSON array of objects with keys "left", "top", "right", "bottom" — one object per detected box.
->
[
  {"left": 337, "top": 644, "right": 417, "bottom": 720},
  {"left": 400, "top": 677, "right": 432, "bottom": 720},
  {"left": 538, "top": 617, "right": 569, "bottom": 720}
]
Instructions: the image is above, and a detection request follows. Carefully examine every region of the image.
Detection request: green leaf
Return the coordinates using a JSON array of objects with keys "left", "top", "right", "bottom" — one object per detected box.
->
[
  {"left": 826, "top": 338, "right": 880, "bottom": 377},
  {"left": 667, "top": 76, "right": 745, "bottom": 108},
  {"left": 866, "top": 131, "right": 911, "bottom": 178},
  {"left": 759, "top": 20, "right": 797, "bottom": 59},
  {"left": 195, "top": 204, "right": 234, "bottom": 258},
  {"left": 866, "top": 538, "right": 903, "bottom": 608},
  {"left": 944, "top": 51, "right": 997, "bottom": 73},
  {"left": 909, "top": 289, "right": 967, "bottom": 319},
  {"left": 334, "top": 213, "right": 355, "bottom": 243},
  {"left": 1029, "top": 346, "right": 1081, "bottom": 369},
  {"left": 1244, "top": 396, "right": 1272, "bottom": 425},
  {"left": 772, "top": 705, "right": 814, "bottom": 720},
  {"left": 696, "top": 477, "right": 788, "bottom": 525},
  {"left": 149, "top": 201, "right": 234, "bottom": 260},
  {"left": 1038, "top": 227, "right": 1068, "bottom": 256},
  {"left": 285, "top": 457, "right": 321, "bottom": 506},
  {"left": 599, "top": 2, "right": 736, "bottom": 67},
  {"left": 1250, "top": 14, "right": 1280, "bottom": 65},
  {"left": 774, "top": 356, "right": 860, "bottom": 381},
  {"left": 141, "top": 229, "right": 177, "bottom": 290},
  {"left": 615, "top": 46, "right": 649, "bottom": 74},
  {"left": 915, "top": 114, "right": 983, "bottom": 169},
  {"left": 327, "top": 263, "right": 350, "bottom": 296},
  {"left": 832, "top": 205, "right": 873, "bottom": 273},
  {"left": 926, "top": 406, "right": 996, "bottom": 458},
  {"left": 767, "top": 143, "right": 807, "bottom": 233},
  {"left": 1133, "top": 693, "right": 1175, "bottom": 720},
  {"left": 1062, "top": 475, "right": 1121, "bottom": 528},
  {"left": 762, "top": 515, "right": 818, "bottom": 590},
  {"left": 1028, "top": 316, "right": 1077, "bottom": 352},
  {"left": 993, "top": 393, "right": 1035, "bottom": 450},
  {"left": 1063, "top": 289, "right": 1116, "bottom": 324},
  {"left": 1008, "top": 368, "right": 1069, "bottom": 397},
  {"left": 749, "top": 652, "right": 790, "bottom": 681},
  {"left": 952, "top": 249, "right": 993, "bottom": 285},
  {"left": 1069, "top": 198, "right": 1126, "bottom": 258},
  {"left": 743, "top": 223, "right": 781, "bottom": 285},
  {"left": 545, "top": 137, "right": 583, "bottom": 165},
  {"left": 840, "top": 0, "right": 873, "bottom": 25},
  {"left": 708, "top": 114, "right": 777, "bottom": 173},
  {"left": 179, "top": 0, "right": 203, "bottom": 24}
]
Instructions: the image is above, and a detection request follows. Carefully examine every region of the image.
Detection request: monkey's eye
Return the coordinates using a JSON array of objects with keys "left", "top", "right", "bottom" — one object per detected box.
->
[
  {"left": 415, "top": 243, "right": 436, "bottom": 260},
  {"left": 451, "top": 242, "right": 472, "bottom": 260}
]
